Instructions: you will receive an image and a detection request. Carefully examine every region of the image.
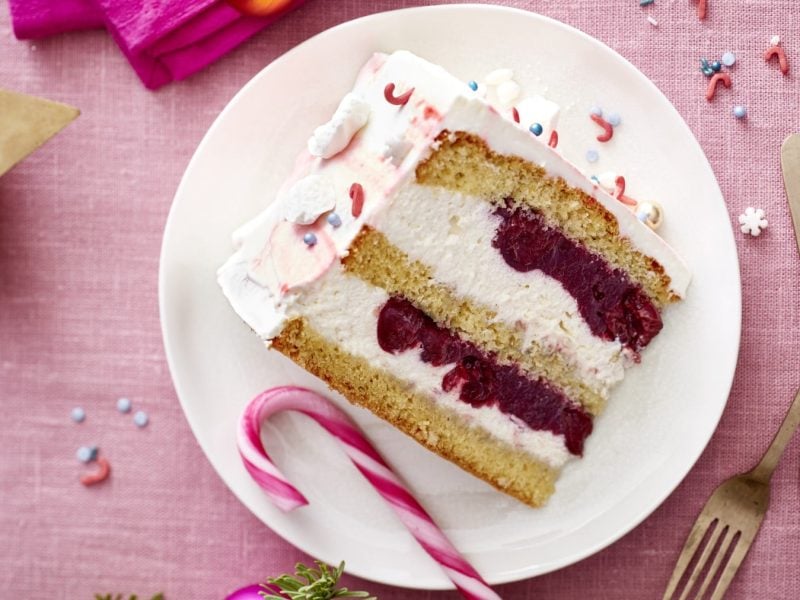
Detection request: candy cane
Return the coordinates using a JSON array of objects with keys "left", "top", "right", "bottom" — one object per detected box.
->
[{"left": 238, "top": 386, "right": 501, "bottom": 600}]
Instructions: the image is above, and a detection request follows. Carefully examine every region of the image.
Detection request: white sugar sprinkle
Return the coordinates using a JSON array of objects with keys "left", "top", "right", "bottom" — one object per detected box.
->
[{"left": 647, "top": 16, "right": 658, "bottom": 27}]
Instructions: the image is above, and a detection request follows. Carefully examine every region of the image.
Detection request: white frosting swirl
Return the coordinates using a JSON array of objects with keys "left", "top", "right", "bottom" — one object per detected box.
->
[
  {"left": 307, "top": 92, "right": 370, "bottom": 159},
  {"left": 281, "top": 173, "right": 337, "bottom": 225}
]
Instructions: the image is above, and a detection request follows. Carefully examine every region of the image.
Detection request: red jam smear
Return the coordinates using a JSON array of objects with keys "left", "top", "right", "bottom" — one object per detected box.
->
[
  {"left": 492, "top": 205, "right": 662, "bottom": 351},
  {"left": 377, "top": 297, "right": 592, "bottom": 455}
]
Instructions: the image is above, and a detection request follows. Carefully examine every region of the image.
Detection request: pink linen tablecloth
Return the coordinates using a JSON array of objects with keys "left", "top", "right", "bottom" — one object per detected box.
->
[{"left": 1, "top": 1, "right": 799, "bottom": 598}]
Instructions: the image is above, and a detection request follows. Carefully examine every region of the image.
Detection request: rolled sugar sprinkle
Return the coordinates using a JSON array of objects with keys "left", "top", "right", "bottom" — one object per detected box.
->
[
  {"left": 237, "top": 386, "right": 501, "bottom": 600},
  {"left": 647, "top": 16, "right": 658, "bottom": 26},
  {"left": 71, "top": 407, "right": 86, "bottom": 423},
  {"left": 81, "top": 456, "right": 110, "bottom": 486},
  {"left": 640, "top": 0, "right": 654, "bottom": 6}
]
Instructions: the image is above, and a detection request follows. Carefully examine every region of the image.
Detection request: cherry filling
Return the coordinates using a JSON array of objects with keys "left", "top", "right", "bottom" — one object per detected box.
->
[
  {"left": 492, "top": 205, "right": 662, "bottom": 351},
  {"left": 377, "top": 297, "right": 592, "bottom": 455}
]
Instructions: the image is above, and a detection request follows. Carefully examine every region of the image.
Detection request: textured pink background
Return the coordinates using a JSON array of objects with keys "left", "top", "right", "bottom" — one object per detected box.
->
[{"left": 2, "top": 1, "right": 799, "bottom": 598}]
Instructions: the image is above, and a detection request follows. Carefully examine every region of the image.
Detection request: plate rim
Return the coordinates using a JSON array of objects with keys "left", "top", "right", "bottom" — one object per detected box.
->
[{"left": 158, "top": 3, "right": 742, "bottom": 589}]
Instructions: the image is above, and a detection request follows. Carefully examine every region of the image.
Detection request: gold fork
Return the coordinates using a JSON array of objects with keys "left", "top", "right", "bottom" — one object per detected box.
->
[{"left": 663, "top": 387, "right": 800, "bottom": 599}]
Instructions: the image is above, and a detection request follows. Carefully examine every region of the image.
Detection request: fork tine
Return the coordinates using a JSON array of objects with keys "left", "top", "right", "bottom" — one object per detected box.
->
[
  {"left": 710, "top": 531, "right": 755, "bottom": 600},
  {"left": 663, "top": 513, "right": 715, "bottom": 599},
  {"left": 677, "top": 521, "right": 724, "bottom": 600},
  {"left": 694, "top": 526, "right": 736, "bottom": 599}
]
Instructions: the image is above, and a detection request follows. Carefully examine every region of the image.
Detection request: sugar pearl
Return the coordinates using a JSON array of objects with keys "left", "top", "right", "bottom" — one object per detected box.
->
[
  {"left": 635, "top": 201, "right": 664, "bottom": 230},
  {"left": 721, "top": 52, "right": 736, "bottom": 67},
  {"left": 529, "top": 123, "right": 543, "bottom": 136},
  {"left": 71, "top": 407, "right": 86, "bottom": 423},
  {"left": 326, "top": 213, "right": 342, "bottom": 228},
  {"left": 733, "top": 105, "right": 747, "bottom": 119},
  {"left": 133, "top": 410, "right": 149, "bottom": 428},
  {"left": 303, "top": 232, "right": 317, "bottom": 246}
]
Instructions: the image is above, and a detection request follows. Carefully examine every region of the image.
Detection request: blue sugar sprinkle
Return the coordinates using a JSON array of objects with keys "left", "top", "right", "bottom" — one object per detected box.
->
[
  {"left": 88, "top": 445, "right": 99, "bottom": 461},
  {"left": 607, "top": 113, "right": 622, "bottom": 127},
  {"left": 76, "top": 446, "right": 93, "bottom": 463},
  {"left": 70, "top": 407, "right": 86, "bottom": 423},
  {"left": 133, "top": 410, "right": 149, "bottom": 428},
  {"left": 529, "top": 123, "right": 543, "bottom": 136},
  {"left": 733, "top": 105, "right": 747, "bottom": 119},
  {"left": 639, "top": 0, "right": 655, "bottom": 6},
  {"left": 467, "top": 80, "right": 478, "bottom": 91},
  {"left": 586, "top": 149, "right": 599, "bottom": 163},
  {"left": 326, "top": 213, "right": 342, "bottom": 228},
  {"left": 303, "top": 232, "right": 317, "bottom": 246},
  {"left": 721, "top": 52, "right": 736, "bottom": 67},
  {"left": 116, "top": 397, "right": 132, "bottom": 413},
  {"left": 589, "top": 106, "right": 603, "bottom": 117},
  {"left": 711, "top": 60, "right": 722, "bottom": 72}
]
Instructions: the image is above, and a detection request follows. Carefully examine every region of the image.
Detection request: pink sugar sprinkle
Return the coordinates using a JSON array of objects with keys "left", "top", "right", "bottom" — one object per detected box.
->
[
  {"left": 384, "top": 82, "right": 414, "bottom": 106},
  {"left": 80, "top": 456, "right": 110, "bottom": 486},
  {"left": 613, "top": 176, "right": 626, "bottom": 199},
  {"left": 349, "top": 183, "right": 365, "bottom": 217},
  {"left": 705, "top": 72, "right": 731, "bottom": 101},
  {"left": 590, "top": 113, "right": 614, "bottom": 143},
  {"left": 698, "top": 0, "right": 707, "bottom": 20},
  {"left": 512, "top": 107, "right": 520, "bottom": 123},
  {"left": 548, "top": 130, "right": 559, "bottom": 148},
  {"left": 764, "top": 45, "right": 790, "bottom": 75}
]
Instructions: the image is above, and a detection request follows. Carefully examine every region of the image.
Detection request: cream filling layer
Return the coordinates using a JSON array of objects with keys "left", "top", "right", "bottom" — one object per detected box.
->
[
  {"left": 374, "top": 183, "right": 626, "bottom": 396},
  {"left": 289, "top": 266, "right": 573, "bottom": 469}
]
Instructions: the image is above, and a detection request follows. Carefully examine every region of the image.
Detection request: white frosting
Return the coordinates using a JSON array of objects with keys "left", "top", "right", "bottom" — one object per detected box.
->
[
  {"left": 291, "top": 267, "right": 573, "bottom": 469},
  {"left": 495, "top": 80, "right": 521, "bottom": 107},
  {"left": 596, "top": 171, "right": 618, "bottom": 194},
  {"left": 218, "top": 49, "right": 691, "bottom": 355},
  {"left": 307, "top": 92, "right": 371, "bottom": 159},
  {"left": 484, "top": 68, "right": 514, "bottom": 86},
  {"left": 281, "top": 173, "right": 337, "bottom": 224},
  {"left": 516, "top": 95, "right": 560, "bottom": 135},
  {"left": 376, "top": 183, "right": 625, "bottom": 395}
]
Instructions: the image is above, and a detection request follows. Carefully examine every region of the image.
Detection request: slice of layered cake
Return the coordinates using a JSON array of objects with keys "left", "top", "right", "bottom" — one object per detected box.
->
[{"left": 218, "top": 51, "right": 691, "bottom": 507}]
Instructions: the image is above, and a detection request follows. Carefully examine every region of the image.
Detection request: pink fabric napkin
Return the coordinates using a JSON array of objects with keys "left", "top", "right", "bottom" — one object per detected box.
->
[{"left": 8, "top": 0, "right": 306, "bottom": 89}]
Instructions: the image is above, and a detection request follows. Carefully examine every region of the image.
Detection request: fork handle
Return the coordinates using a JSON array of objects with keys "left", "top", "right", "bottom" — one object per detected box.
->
[{"left": 749, "top": 387, "right": 800, "bottom": 483}]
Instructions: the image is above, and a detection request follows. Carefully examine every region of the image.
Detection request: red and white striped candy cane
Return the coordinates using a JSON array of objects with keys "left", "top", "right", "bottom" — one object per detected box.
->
[{"left": 238, "top": 386, "right": 501, "bottom": 600}]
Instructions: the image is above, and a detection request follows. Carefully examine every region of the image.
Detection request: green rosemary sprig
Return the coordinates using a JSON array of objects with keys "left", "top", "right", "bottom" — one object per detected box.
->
[{"left": 260, "top": 561, "right": 374, "bottom": 600}]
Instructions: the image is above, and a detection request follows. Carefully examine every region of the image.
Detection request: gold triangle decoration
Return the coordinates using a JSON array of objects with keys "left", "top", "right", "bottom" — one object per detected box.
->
[{"left": 0, "top": 89, "right": 80, "bottom": 177}]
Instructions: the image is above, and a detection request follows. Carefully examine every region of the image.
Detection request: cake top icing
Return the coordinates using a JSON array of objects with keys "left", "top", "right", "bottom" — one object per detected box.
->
[{"left": 218, "top": 50, "right": 691, "bottom": 341}]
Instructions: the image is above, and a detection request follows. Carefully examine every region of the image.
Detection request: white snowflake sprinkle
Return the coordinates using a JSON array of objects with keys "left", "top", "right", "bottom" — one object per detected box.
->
[{"left": 738, "top": 207, "right": 768, "bottom": 236}]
